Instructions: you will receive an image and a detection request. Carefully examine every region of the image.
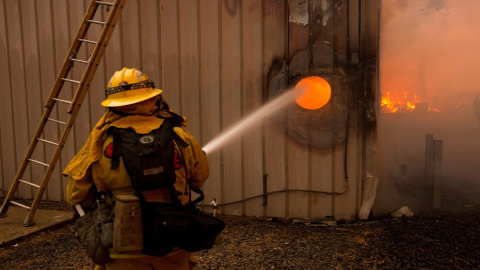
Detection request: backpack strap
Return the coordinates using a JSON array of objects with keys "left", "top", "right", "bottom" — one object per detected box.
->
[
  {"left": 170, "top": 132, "right": 189, "bottom": 196},
  {"left": 110, "top": 127, "right": 121, "bottom": 170},
  {"left": 159, "top": 120, "right": 191, "bottom": 206}
]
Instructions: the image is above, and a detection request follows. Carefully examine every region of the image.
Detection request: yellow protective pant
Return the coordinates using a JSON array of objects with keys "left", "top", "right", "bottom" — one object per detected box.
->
[{"left": 94, "top": 250, "right": 197, "bottom": 270}]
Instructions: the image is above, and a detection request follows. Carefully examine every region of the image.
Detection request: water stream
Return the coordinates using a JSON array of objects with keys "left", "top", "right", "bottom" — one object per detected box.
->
[{"left": 202, "top": 86, "right": 304, "bottom": 154}]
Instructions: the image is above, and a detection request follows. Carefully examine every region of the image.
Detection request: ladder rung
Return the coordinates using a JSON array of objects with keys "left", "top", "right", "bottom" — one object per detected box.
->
[
  {"left": 86, "top": 19, "right": 106, "bottom": 25},
  {"left": 47, "top": 118, "right": 67, "bottom": 125},
  {"left": 51, "top": 97, "right": 72, "bottom": 105},
  {"left": 36, "top": 138, "right": 59, "bottom": 146},
  {"left": 61, "top": 78, "right": 81, "bottom": 84},
  {"left": 10, "top": 201, "right": 31, "bottom": 210},
  {"left": 78, "top": 38, "right": 98, "bottom": 45},
  {"left": 71, "top": 58, "right": 89, "bottom": 64},
  {"left": 96, "top": 1, "right": 114, "bottom": 6},
  {"left": 28, "top": 159, "right": 49, "bottom": 167},
  {"left": 18, "top": 179, "right": 41, "bottom": 188}
]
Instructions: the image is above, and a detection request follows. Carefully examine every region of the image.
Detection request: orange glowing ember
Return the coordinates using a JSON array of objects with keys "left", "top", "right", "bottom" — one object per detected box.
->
[
  {"left": 295, "top": 76, "right": 331, "bottom": 110},
  {"left": 381, "top": 92, "right": 440, "bottom": 113}
]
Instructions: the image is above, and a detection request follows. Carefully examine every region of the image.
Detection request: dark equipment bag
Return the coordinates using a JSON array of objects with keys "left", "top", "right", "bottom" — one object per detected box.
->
[{"left": 141, "top": 200, "right": 225, "bottom": 257}]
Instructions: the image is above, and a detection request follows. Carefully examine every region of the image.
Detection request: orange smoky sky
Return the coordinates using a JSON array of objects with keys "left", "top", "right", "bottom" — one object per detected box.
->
[{"left": 381, "top": 0, "right": 480, "bottom": 109}]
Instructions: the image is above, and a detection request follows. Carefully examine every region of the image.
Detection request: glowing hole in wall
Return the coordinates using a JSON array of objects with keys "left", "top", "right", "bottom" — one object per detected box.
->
[{"left": 295, "top": 76, "right": 332, "bottom": 110}]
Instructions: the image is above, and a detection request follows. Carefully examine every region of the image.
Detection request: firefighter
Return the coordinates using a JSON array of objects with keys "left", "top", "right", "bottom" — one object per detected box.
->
[{"left": 63, "top": 67, "right": 210, "bottom": 270}]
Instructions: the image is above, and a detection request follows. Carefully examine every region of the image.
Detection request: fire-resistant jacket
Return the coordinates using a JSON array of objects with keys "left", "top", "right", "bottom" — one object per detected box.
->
[{"left": 64, "top": 110, "right": 210, "bottom": 208}]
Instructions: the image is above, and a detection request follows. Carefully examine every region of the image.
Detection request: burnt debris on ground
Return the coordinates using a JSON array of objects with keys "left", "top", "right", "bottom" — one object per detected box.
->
[{"left": 1, "top": 200, "right": 480, "bottom": 270}]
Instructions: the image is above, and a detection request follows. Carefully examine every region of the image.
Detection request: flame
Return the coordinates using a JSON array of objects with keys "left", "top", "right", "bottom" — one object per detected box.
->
[
  {"left": 381, "top": 92, "right": 440, "bottom": 113},
  {"left": 295, "top": 76, "right": 331, "bottom": 110}
]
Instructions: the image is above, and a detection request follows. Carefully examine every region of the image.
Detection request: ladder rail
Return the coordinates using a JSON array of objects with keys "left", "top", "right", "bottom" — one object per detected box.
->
[
  {"left": 68, "top": 0, "right": 125, "bottom": 113},
  {"left": 43, "top": 0, "right": 102, "bottom": 110},
  {"left": 0, "top": 0, "right": 126, "bottom": 227}
]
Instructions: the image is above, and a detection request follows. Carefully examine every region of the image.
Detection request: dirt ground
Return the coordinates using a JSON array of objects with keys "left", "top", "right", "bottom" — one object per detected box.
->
[{"left": 1, "top": 200, "right": 480, "bottom": 270}]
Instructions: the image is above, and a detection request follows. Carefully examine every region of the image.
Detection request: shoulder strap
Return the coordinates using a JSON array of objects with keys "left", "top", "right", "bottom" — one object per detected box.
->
[
  {"left": 158, "top": 120, "right": 190, "bottom": 206},
  {"left": 110, "top": 127, "right": 121, "bottom": 170},
  {"left": 158, "top": 119, "right": 189, "bottom": 148},
  {"left": 171, "top": 130, "right": 189, "bottom": 148}
]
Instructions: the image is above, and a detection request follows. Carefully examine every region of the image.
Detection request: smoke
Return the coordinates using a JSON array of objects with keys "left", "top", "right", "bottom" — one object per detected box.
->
[
  {"left": 376, "top": 0, "right": 480, "bottom": 214},
  {"left": 381, "top": 0, "right": 480, "bottom": 109}
]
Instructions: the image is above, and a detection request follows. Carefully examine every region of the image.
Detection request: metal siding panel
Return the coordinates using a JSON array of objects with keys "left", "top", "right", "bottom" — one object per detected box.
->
[
  {"left": 365, "top": 0, "right": 379, "bottom": 59},
  {"left": 263, "top": 0, "right": 287, "bottom": 218},
  {"left": 310, "top": 149, "right": 334, "bottom": 218},
  {"left": 20, "top": 1, "right": 48, "bottom": 200},
  {"left": 287, "top": 139, "right": 310, "bottom": 218},
  {"left": 310, "top": 0, "right": 335, "bottom": 71},
  {"left": 36, "top": 0, "right": 65, "bottom": 200},
  {"left": 336, "top": 0, "right": 349, "bottom": 64},
  {"left": 6, "top": 1, "right": 31, "bottom": 198},
  {"left": 50, "top": 0, "right": 87, "bottom": 201},
  {"left": 105, "top": 1, "right": 125, "bottom": 86},
  {"left": 51, "top": 1, "right": 76, "bottom": 193},
  {"left": 139, "top": 0, "right": 161, "bottom": 80},
  {"left": 179, "top": 0, "right": 201, "bottom": 138},
  {"left": 221, "top": 0, "right": 242, "bottom": 216},
  {"left": 242, "top": 0, "right": 264, "bottom": 217},
  {"left": 348, "top": 0, "right": 360, "bottom": 56},
  {"left": 286, "top": 0, "right": 309, "bottom": 218},
  {"left": 362, "top": 0, "right": 379, "bottom": 221},
  {"left": 0, "top": 125, "right": 4, "bottom": 196},
  {"left": 151, "top": 0, "right": 164, "bottom": 89},
  {"left": 336, "top": 0, "right": 359, "bottom": 219},
  {"left": 159, "top": 0, "right": 181, "bottom": 112},
  {"left": 348, "top": 125, "right": 361, "bottom": 220},
  {"left": 288, "top": 25, "right": 309, "bottom": 66},
  {"left": 121, "top": 0, "right": 141, "bottom": 68},
  {"left": 0, "top": 0, "right": 16, "bottom": 197},
  {"left": 198, "top": 0, "right": 222, "bottom": 213},
  {"left": 365, "top": 2, "right": 379, "bottom": 143},
  {"left": 334, "top": 144, "right": 357, "bottom": 220}
]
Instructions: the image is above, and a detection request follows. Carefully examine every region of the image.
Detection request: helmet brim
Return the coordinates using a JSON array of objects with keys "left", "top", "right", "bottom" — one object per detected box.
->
[{"left": 101, "top": 88, "right": 162, "bottom": 107}]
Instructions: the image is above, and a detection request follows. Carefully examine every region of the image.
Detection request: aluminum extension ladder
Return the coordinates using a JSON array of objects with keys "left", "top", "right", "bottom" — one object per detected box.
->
[{"left": 0, "top": 0, "right": 126, "bottom": 226}]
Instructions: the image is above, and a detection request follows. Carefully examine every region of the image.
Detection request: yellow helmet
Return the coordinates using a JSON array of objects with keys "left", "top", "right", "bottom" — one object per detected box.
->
[{"left": 101, "top": 67, "right": 162, "bottom": 107}]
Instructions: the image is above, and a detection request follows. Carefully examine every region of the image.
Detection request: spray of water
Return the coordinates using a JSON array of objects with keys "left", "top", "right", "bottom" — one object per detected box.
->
[{"left": 202, "top": 86, "right": 305, "bottom": 155}]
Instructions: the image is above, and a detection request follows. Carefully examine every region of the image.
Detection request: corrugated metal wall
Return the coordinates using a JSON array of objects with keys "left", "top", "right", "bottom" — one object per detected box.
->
[{"left": 0, "top": 0, "right": 378, "bottom": 221}]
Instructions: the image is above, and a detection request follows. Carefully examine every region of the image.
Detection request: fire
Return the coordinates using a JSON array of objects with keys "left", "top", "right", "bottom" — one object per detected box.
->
[
  {"left": 295, "top": 76, "right": 331, "bottom": 110},
  {"left": 381, "top": 92, "right": 439, "bottom": 113}
]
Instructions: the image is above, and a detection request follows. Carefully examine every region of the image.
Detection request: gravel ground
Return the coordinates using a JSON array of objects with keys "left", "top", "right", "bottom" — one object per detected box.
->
[{"left": 1, "top": 201, "right": 480, "bottom": 270}]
